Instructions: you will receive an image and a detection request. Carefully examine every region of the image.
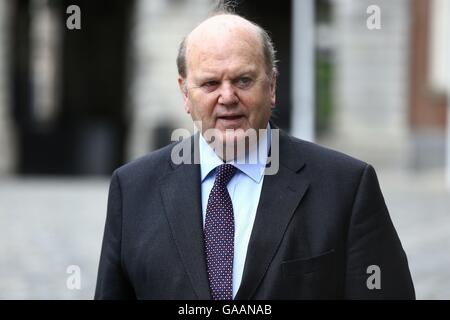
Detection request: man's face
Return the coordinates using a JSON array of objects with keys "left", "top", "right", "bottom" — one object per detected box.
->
[{"left": 178, "top": 21, "right": 276, "bottom": 149}]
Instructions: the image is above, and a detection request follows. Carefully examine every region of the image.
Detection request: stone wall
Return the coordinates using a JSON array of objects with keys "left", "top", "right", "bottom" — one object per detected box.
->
[{"left": 325, "top": 0, "right": 411, "bottom": 169}]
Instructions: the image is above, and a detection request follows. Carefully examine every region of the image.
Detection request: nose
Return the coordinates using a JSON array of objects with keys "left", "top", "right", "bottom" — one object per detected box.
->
[{"left": 217, "top": 82, "right": 239, "bottom": 106}]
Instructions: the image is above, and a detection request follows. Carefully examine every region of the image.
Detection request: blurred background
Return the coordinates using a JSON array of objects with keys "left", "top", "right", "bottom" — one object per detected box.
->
[{"left": 0, "top": 0, "right": 449, "bottom": 299}]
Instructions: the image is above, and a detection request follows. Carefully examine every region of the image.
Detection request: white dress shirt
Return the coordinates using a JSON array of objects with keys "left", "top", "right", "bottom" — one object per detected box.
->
[{"left": 199, "top": 124, "right": 271, "bottom": 299}]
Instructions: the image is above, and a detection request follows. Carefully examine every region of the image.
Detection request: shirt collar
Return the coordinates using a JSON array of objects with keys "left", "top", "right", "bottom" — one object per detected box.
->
[{"left": 199, "top": 123, "right": 271, "bottom": 184}]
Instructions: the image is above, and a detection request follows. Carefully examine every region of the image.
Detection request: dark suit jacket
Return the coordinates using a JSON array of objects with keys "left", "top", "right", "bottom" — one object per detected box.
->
[{"left": 95, "top": 130, "right": 415, "bottom": 299}]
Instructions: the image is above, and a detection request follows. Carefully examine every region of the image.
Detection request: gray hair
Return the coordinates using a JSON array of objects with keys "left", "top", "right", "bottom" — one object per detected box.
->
[{"left": 176, "top": 5, "right": 278, "bottom": 79}]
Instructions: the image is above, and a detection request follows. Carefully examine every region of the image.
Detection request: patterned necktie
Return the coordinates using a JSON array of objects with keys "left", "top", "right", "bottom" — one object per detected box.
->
[{"left": 204, "top": 164, "right": 237, "bottom": 300}]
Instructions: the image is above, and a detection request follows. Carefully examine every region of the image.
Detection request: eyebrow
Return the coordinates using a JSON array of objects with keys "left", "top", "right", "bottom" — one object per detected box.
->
[{"left": 194, "top": 69, "right": 259, "bottom": 82}]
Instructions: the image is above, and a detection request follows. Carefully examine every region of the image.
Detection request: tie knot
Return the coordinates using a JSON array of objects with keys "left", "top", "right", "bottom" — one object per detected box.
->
[{"left": 215, "top": 164, "right": 237, "bottom": 186}]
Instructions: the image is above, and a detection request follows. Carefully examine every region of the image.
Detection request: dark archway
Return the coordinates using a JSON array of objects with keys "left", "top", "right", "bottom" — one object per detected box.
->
[{"left": 10, "top": 0, "right": 134, "bottom": 175}]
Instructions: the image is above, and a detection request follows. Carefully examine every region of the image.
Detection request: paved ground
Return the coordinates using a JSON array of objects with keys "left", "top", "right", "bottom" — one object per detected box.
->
[
  {"left": 377, "top": 168, "right": 450, "bottom": 299},
  {"left": 0, "top": 168, "right": 449, "bottom": 299},
  {"left": 0, "top": 178, "right": 108, "bottom": 299}
]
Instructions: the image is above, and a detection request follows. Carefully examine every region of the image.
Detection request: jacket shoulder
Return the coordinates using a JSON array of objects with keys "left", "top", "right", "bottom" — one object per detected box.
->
[{"left": 286, "top": 134, "right": 368, "bottom": 172}]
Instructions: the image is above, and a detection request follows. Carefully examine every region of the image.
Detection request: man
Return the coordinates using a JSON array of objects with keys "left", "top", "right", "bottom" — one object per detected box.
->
[{"left": 95, "top": 12, "right": 415, "bottom": 299}]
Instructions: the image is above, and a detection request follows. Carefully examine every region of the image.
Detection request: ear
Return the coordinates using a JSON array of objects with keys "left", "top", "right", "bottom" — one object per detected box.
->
[
  {"left": 269, "top": 71, "right": 277, "bottom": 108},
  {"left": 178, "top": 76, "right": 190, "bottom": 114}
]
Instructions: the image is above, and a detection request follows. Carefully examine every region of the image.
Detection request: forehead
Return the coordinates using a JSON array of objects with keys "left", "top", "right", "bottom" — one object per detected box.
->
[{"left": 185, "top": 16, "right": 265, "bottom": 76}]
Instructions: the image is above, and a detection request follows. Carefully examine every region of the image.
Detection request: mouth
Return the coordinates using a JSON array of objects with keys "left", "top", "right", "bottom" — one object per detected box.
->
[
  {"left": 218, "top": 115, "right": 244, "bottom": 121},
  {"left": 217, "top": 113, "right": 246, "bottom": 121},
  {"left": 216, "top": 115, "right": 246, "bottom": 128}
]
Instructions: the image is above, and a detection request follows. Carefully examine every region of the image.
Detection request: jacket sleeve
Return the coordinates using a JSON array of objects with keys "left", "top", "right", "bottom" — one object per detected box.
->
[
  {"left": 94, "top": 171, "right": 136, "bottom": 299},
  {"left": 344, "top": 164, "right": 415, "bottom": 299}
]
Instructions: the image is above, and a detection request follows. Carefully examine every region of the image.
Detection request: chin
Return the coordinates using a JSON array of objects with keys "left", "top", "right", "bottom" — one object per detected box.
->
[{"left": 222, "top": 128, "right": 248, "bottom": 144}]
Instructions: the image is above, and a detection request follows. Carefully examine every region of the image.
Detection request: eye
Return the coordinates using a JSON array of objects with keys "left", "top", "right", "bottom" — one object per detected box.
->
[
  {"left": 236, "top": 77, "right": 253, "bottom": 89},
  {"left": 201, "top": 80, "right": 219, "bottom": 91}
]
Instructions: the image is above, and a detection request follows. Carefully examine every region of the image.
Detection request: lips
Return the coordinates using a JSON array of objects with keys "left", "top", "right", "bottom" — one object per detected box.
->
[
  {"left": 219, "top": 115, "right": 243, "bottom": 120},
  {"left": 217, "top": 114, "right": 245, "bottom": 120}
]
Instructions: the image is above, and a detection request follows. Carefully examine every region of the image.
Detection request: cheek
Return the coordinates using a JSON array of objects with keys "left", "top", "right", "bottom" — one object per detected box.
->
[
  {"left": 241, "top": 92, "right": 272, "bottom": 118},
  {"left": 247, "top": 103, "right": 272, "bottom": 129},
  {"left": 189, "top": 94, "right": 217, "bottom": 119}
]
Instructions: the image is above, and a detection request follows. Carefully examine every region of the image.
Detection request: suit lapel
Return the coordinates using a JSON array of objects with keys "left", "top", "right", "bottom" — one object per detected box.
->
[
  {"left": 159, "top": 131, "right": 310, "bottom": 300},
  {"left": 159, "top": 136, "right": 211, "bottom": 299},
  {"left": 235, "top": 131, "right": 310, "bottom": 300}
]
